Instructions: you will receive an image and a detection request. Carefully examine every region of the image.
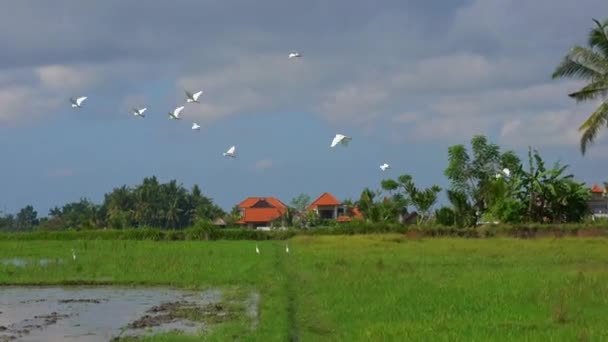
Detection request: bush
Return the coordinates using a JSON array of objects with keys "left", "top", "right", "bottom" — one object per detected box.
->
[
  {"left": 0, "top": 222, "right": 607, "bottom": 241},
  {"left": 435, "top": 207, "right": 455, "bottom": 226}
]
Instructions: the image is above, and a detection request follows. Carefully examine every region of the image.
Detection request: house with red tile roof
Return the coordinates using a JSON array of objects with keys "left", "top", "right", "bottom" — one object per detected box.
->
[
  {"left": 235, "top": 197, "right": 288, "bottom": 228},
  {"left": 588, "top": 184, "right": 608, "bottom": 217},
  {"left": 307, "top": 192, "right": 363, "bottom": 222}
]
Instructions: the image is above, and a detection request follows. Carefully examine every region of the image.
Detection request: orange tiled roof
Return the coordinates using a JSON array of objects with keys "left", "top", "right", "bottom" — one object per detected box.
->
[
  {"left": 591, "top": 185, "right": 605, "bottom": 193},
  {"left": 337, "top": 208, "right": 363, "bottom": 222},
  {"left": 336, "top": 216, "right": 351, "bottom": 222},
  {"left": 237, "top": 208, "right": 284, "bottom": 223},
  {"left": 307, "top": 192, "right": 341, "bottom": 210},
  {"left": 238, "top": 197, "right": 287, "bottom": 210}
]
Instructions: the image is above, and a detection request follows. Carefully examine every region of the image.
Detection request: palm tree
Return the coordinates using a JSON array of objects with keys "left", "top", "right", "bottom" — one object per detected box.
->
[{"left": 552, "top": 18, "right": 608, "bottom": 155}]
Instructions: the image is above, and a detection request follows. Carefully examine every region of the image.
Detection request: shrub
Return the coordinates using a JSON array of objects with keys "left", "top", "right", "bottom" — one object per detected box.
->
[{"left": 435, "top": 207, "right": 455, "bottom": 226}]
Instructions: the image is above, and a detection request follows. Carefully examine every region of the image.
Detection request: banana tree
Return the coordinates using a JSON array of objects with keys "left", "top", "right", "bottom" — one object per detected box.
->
[{"left": 518, "top": 147, "right": 590, "bottom": 223}]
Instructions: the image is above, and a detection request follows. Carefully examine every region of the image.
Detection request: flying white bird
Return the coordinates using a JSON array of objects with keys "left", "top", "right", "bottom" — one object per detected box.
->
[
  {"left": 502, "top": 168, "right": 511, "bottom": 177},
  {"left": 185, "top": 90, "right": 203, "bottom": 103},
  {"left": 288, "top": 52, "right": 301, "bottom": 59},
  {"left": 330, "top": 134, "right": 351, "bottom": 148},
  {"left": 168, "top": 106, "right": 184, "bottom": 120},
  {"left": 223, "top": 145, "right": 236, "bottom": 158},
  {"left": 70, "top": 96, "right": 87, "bottom": 108},
  {"left": 380, "top": 163, "right": 391, "bottom": 171},
  {"left": 132, "top": 107, "right": 147, "bottom": 118},
  {"left": 256, "top": 243, "right": 260, "bottom": 254},
  {"left": 192, "top": 122, "right": 201, "bottom": 130}
]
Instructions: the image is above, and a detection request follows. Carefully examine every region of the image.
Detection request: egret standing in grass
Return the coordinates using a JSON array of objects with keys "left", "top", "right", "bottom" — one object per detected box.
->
[
  {"left": 255, "top": 243, "right": 260, "bottom": 254},
  {"left": 71, "top": 249, "right": 76, "bottom": 261},
  {"left": 286, "top": 243, "right": 289, "bottom": 254}
]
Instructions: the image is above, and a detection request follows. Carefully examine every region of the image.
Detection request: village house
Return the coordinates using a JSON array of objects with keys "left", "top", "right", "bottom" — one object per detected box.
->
[
  {"left": 235, "top": 197, "right": 288, "bottom": 228},
  {"left": 588, "top": 184, "right": 608, "bottom": 218},
  {"left": 306, "top": 192, "right": 363, "bottom": 222}
]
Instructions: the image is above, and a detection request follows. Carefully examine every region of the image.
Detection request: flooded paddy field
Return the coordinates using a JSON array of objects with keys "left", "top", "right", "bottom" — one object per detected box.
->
[{"left": 0, "top": 286, "right": 259, "bottom": 341}]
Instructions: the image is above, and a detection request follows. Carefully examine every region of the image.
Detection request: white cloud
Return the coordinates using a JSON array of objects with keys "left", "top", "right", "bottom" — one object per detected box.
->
[
  {"left": 497, "top": 98, "right": 608, "bottom": 148},
  {"left": 0, "top": 0, "right": 606, "bottom": 152},
  {"left": 392, "top": 112, "right": 423, "bottom": 124},
  {"left": 175, "top": 53, "right": 327, "bottom": 124},
  {"left": 36, "top": 64, "right": 97, "bottom": 91},
  {"left": 319, "top": 84, "right": 389, "bottom": 125},
  {"left": 498, "top": 110, "right": 583, "bottom": 147}
]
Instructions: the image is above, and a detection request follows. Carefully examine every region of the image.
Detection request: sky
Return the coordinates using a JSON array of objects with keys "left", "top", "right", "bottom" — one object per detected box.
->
[{"left": 1, "top": 0, "right": 608, "bottom": 215}]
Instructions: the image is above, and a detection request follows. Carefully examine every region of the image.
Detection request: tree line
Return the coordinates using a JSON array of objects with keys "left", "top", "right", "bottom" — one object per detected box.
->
[
  {"left": 0, "top": 135, "right": 596, "bottom": 232},
  {"left": 0, "top": 176, "right": 225, "bottom": 231},
  {"left": 348, "top": 135, "right": 592, "bottom": 228}
]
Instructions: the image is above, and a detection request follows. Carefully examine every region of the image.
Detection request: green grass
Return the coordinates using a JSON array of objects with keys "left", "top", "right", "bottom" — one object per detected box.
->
[{"left": 2, "top": 236, "right": 608, "bottom": 341}]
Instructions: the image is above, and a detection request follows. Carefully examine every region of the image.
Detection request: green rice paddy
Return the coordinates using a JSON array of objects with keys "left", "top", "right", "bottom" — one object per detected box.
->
[{"left": 1, "top": 235, "right": 607, "bottom": 341}]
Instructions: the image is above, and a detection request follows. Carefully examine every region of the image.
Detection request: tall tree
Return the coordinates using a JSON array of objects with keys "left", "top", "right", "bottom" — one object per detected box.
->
[
  {"left": 552, "top": 18, "right": 608, "bottom": 155},
  {"left": 518, "top": 147, "right": 591, "bottom": 223},
  {"left": 15, "top": 205, "right": 38, "bottom": 230},
  {"left": 357, "top": 188, "right": 382, "bottom": 223},
  {"left": 382, "top": 175, "right": 440, "bottom": 224},
  {"left": 290, "top": 194, "right": 311, "bottom": 212},
  {"left": 444, "top": 135, "right": 520, "bottom": 225}
]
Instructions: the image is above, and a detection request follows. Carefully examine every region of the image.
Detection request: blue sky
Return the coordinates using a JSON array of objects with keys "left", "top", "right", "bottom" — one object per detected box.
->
[{"left": 1, "top": 0, "right": 608, "bottom": 215}]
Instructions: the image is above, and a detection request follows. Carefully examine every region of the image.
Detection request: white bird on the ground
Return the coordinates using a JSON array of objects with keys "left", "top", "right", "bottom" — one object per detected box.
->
[
  {"left": 255, "top": 243, "right": 260, "bottom": 254},
  {"left": 70, "top": 96, "right": 87, "bottom": 108},
  {"left": 168, "top": 105, "right": 184, "bottom": 120},
  {"left": 185, "top": 90, "right": 203, "bottom": 103},
  {"left": 286, "top": 243, "right": 289, "bottom": 254},
  {"left": 192, "top": 122, "right": 201, "bottom": 130},
  {"left": 71, "top": 249, "right": 76, "bottom": 261},
  {"left": 288, "top": 52, "right": 301, "bottom": 59},
  {"left": 380, "top": 163, "right": 390, "bottom": 171},
  {"left": 132, "top": 107, "right": 147, "bottom": 118},
  {"left": 330, "top": 134, "right": 351, "bottom": 148},
  {"left": 223, "top": 145, "right": 236, "bottom": 158}
]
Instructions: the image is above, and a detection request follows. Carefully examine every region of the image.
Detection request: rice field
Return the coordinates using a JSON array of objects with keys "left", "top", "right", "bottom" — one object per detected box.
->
[{"left": 1, "top": 235, "right": 607, "bottom": 341}]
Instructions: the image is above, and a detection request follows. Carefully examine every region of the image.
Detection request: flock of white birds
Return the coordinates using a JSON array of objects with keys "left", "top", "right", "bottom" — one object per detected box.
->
[
  {"left": 68, "top": 52, "right": 394, "bottom": 255},
  {"left": 68, "top": 51, "right": 392, "bottom": 172}
]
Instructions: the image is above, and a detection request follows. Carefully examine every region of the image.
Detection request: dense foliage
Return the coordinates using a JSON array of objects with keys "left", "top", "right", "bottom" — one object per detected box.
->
[
  {"left": 437, "top": 138, "right": 592, "bottom": 227},
  {"left": 0, "top": 176, "right": 224, "bottom": 231}
]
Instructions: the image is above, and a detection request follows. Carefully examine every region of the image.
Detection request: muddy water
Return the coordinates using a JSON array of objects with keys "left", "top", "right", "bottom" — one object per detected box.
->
[
  {"left": 1, "top": 258, "right": 64, "bottom": 267},
  {"left": 0, "top": 286, "right": 252, "bottom": 341}
]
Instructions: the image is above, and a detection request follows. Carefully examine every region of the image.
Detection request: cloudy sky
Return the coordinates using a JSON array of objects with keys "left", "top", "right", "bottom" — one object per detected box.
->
[{"left": 1, "top": 0, "right": 608, "bottom": 215}]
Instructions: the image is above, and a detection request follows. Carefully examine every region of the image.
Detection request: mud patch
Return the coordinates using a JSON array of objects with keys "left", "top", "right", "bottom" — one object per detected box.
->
[
  {"left": 0, "top": 311, "right": 70, "bottom": 341},
  {"left": 58, "top": 298, "right": 106, "bottom": 304},
  {"left": 0, "top": 286, "right": 258, "bottom": 341},
  {"left": 121, "top": 301, "right": 231, "bottom": 331}
]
